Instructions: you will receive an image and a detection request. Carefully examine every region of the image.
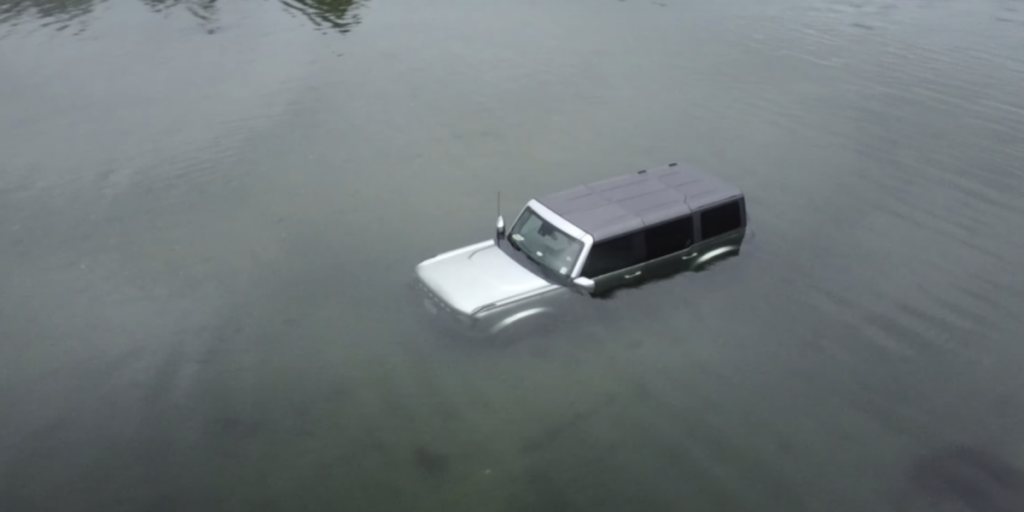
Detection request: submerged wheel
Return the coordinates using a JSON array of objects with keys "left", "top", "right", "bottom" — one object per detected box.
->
[{"left": 490, "top": 312, "right": 557, "bottom": 346}]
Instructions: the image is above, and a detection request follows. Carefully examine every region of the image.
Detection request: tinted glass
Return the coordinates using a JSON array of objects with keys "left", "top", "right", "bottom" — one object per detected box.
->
[
  {"left": 644, "top": 216, "right": 695, "bottom": 260},
  {"left": 699, "top": 200, "right": 744, "bottom": 240},
  {"left": 581, "top": 231, "right": 646, "bottom": 278}
]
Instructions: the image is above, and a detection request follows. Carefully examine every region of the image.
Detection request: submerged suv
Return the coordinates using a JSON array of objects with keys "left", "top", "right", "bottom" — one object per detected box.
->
[{"left": 414, "top": 162, "right": 747, "bottom": 339}]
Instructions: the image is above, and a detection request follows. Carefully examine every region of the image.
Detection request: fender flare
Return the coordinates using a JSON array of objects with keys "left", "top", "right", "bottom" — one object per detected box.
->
[{"left": 489, "top": 307, "right": 553, "bottom": 336}]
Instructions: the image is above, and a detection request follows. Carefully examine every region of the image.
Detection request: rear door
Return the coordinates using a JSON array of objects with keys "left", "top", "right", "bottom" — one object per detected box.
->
[
  {"left": 641, "top": 214, "right": 699, "bottom": 281},
  {"left": 691, "top": 198, "right": 746, "bottom": 268},
  {"left": 579, "top": 230, "right": 646, "bottom": 296}
]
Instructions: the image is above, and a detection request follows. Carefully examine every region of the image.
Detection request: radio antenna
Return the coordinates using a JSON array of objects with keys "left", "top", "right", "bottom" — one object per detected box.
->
[{"left": 495, "top": 190, "right": 505, "bottom": 243}]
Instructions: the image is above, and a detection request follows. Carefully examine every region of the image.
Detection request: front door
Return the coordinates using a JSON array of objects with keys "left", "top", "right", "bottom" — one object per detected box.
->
[{"left": 579, "top": 230, "right": 647, "bottom": 296}]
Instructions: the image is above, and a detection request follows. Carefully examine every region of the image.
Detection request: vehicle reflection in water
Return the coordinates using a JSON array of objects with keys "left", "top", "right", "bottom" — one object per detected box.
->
[
  {"left": 279, "top": 0, "right": 365, "bottom": 34},
  {"left": 0, "top": 0, "right": 96, "bottom": 32},
  {"left": 139, "top": 0, "right": 219, "bottom": 21},
  {"left": 0, "top": 0, "right": 366, "bottom": 35}
]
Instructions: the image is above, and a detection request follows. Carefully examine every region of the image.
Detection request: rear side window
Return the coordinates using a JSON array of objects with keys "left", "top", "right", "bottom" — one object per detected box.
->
[
  {"left": 699, "top": 200, "right": 744, "bottom": 240},
  {"left": 581, "top": 231, "right": 646, "bottom": 278},
  {"left": 644, "top": 216, "right": 695, "bottom": 260}
]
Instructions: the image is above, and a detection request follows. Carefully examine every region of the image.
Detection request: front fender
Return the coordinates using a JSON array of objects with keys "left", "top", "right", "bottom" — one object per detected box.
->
[{"left": 489, "top": 307, "right": 553, "bottom": 335}]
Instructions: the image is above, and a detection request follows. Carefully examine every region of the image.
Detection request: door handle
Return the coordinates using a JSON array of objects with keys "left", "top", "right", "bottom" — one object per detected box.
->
[
  {"left": 625, "top": 271, "right": 642, "bottom": 279},
  {"left": 681, "top": 253, "right": 697, "bottom": 260}
]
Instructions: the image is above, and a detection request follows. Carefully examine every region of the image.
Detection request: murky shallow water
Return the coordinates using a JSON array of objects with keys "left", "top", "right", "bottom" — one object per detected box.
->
[{"left": 2, "top": 0, "right": 1024, "bottom": 510}]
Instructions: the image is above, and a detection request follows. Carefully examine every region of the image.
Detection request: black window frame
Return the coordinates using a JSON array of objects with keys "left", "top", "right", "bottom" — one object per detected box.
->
[
  {"left": 696, "top": 198, "right": 745, "bottom": 242},
  {"left": 642, "top": 215, "right": 696, "bottom": 261}
]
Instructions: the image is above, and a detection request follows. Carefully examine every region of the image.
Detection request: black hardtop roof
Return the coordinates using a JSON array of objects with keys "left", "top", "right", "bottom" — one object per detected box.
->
[{"left": 535, "top": 162, "right": 743, "bottom": 241}]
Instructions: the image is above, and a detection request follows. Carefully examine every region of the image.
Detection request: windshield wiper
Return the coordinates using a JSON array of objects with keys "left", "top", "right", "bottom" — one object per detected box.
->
[
  {"left": 507, "top": 236, "right": 551, "bottom": 272},
  {"left": 507, "top": 235, "right": 522, "bottom": 252},
  {"left": 519, "top": 246, "right": 547, "bottom": 270}
]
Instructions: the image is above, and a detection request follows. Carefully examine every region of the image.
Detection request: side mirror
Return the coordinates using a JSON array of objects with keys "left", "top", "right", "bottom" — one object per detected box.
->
[
  {"left": 496, "top": 215, "right": 506, "bottom": 240},
  {"left": 573, "top": 277, "right": 595, "bottom": 293}
]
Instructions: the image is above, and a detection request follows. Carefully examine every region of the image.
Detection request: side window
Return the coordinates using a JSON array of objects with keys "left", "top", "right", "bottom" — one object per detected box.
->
[
  {"left": 644, "top": 216, "right": 695, "bottom": 260},
  {"left": 698, "top": 200, "right": 744, "bottom": 241},
  {"left": 581, "top": 231, "right": 646, "bottom": 278}
]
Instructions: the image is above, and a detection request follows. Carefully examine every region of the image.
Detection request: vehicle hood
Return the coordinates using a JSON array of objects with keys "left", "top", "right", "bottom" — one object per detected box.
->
[{"left": 415, "top": 240, "right": 551, "bottom": 315}]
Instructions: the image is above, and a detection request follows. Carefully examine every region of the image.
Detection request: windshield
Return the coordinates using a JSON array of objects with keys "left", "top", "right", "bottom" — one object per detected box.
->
[{"left": 507, "top": 207, "right": 584, "bottom": 277}]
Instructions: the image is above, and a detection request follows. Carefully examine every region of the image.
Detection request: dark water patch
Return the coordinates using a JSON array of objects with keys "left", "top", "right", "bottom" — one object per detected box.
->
[
  {"left": 208, "top": 416, "right": 264, "bottom": 441},
  {"left": 903, "top": 444, "right": 1024, "bottom": 512},
  {"left": 519, "top": 407, "right": 600, "bottom": 455},
  {"left": 412, "top": 445, "right": 450, "bottom": 478}
]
